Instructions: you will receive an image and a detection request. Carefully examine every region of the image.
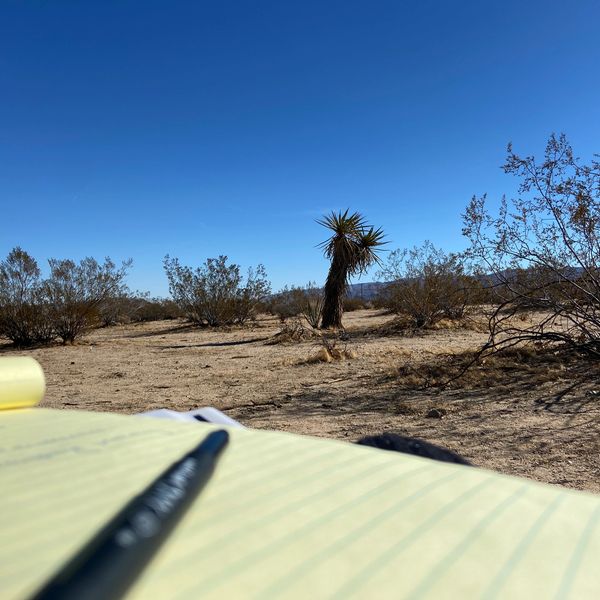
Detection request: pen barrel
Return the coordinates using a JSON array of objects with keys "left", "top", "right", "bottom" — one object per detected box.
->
[{"left": 31, "top": 430, "right": 229, "bottom": 600}]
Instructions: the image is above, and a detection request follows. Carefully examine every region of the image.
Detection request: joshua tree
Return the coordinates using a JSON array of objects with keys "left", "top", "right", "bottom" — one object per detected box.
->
[{"left": 318, "top": 210, "right": 385, "bottom": 328}]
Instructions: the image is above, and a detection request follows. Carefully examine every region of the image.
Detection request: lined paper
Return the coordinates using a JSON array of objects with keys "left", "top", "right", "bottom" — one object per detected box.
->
[{"left": 1, "top": 409, "right": 599, "bottom": 599}]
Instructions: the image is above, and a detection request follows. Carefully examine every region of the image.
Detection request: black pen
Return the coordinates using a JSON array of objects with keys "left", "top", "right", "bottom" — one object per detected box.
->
[{"left": 31, "top": 429, "right": 230, "bottom": 600}]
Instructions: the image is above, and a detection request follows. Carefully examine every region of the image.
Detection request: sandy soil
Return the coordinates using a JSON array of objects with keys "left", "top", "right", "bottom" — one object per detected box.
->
[{"left": 4, "top": 309, "right": 599, "bottom": 493}]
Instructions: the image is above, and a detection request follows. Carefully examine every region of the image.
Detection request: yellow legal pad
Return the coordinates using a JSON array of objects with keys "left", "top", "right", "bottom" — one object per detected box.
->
[{"left": 1, "top": 408, "right": 600, "bottom": 599}]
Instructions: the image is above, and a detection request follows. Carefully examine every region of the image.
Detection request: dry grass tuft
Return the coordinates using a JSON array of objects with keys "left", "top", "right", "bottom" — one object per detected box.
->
[
  {"left": 391, "top": 348, "right": 413, "bottom": 358},
  {"left": 304, "top": 336, "right": 358, "bottom": 364},
  {"left": 305, "top": 347, "right": 358, "bottom": 363},
  {"left": 307, "top": 347, "right": 334, "bottom": 363}
]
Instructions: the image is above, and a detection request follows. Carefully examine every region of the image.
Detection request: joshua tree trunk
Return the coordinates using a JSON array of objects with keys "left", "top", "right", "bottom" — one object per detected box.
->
[
  {"left": 317, "top": 210, "right": 384, "bottom": 329},
  {"left": 321, "top": 255, "right": 349, "bottom": 329}
]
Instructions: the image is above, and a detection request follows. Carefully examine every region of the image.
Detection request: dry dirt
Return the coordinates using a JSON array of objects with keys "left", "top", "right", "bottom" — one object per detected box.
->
[{"left": 3, "top": 309, "right": 599, "bottom": 493}]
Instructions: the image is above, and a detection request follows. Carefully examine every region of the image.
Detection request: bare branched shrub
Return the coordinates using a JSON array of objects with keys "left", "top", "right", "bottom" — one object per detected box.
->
[
  {"left": 464, "top": 134, "right": 600, "bottom": 357},
  {"left": 0, "top": 248, "right": 54, "bottom": 346},
  {"left": 44, "top": 257, "right": 132, "bottom": 343},
  {"left": 377, "top": 241, "right": 480, "bottom": 328},
  {"left": 164, "top": 255, "right": 270, "bottom": 327}
]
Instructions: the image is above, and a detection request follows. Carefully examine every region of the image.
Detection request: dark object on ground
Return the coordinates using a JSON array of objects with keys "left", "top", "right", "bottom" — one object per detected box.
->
[
  {"left": 356, "top": 433, "right": 472, "bottom": 465},
  {"left": 425, "top": 408, "right": 447, "bottom": 419}
]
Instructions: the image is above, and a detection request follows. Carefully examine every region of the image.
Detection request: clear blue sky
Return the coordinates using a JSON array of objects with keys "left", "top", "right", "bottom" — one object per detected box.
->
[{"left": 1, "top": 1, "right": 599, "bottom": 296}]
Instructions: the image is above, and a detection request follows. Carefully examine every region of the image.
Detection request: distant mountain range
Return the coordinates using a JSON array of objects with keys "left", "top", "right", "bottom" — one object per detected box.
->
[
  {"left": 346, "top": 281, "right": 387, "bottom": 300},
  {"left": 347, "top": 267, "right": 589, "bottom": 300},
  {"left": 317, "top": 266, "right": 589, "bottom": 302}
]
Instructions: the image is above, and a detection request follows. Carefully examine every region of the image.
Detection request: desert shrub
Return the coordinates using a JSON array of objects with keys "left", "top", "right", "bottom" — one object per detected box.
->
[
  {"left": 377, "top": 242, "right": 480, "bottom": 327},
  {"left": 342, "top": 297, "right": 368, "bottom": 311},
  {"left": 100, "top": 294, "right": 183, "bottom": 325},
  {"left": 371, "top": 292, "right": 391, "bottom": 311},
  {"left": 134, "top": 297, "right": 183, "bottom": 322},
  {"left": 99, "top": 294, "right": 136, "bottom": 326},
  {"left": 464, "top": 134, "right": 600, "bottom": 357},
  {"left": 44, "top": 257, "right": 131, "bottom": 343},
  {"left": 267, "top": 286, "right": 303, "bottom": 322},
  {"left": 0, "top": 249, "right": 131, "bottom": 345},
  {"left": 268, "top": 283, "right": 323, "bottom": 328},
  {"left": 299, "top": 284, "right": 324, "bottom": 328},
  {"left": 0, "top": 248, "right": 55, "bottom": 346},
  {"left": 164, "top": 255, "right": 270, "bottom": 327}
]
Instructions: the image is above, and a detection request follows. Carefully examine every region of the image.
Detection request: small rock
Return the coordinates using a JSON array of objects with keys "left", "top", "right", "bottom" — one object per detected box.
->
[{"left": 426, "top": 408, "right": 447, "bottom": 419}]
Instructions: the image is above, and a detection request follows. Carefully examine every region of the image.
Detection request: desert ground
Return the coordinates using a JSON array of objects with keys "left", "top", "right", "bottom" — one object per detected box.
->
[{"left": 3, "top": 309, "right": 599, "bottom": 493}]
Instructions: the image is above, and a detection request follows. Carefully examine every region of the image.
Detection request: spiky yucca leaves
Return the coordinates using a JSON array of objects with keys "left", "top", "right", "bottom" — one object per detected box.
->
[{"left": 318, "top": 210, "right": 385, "bottom": 329}]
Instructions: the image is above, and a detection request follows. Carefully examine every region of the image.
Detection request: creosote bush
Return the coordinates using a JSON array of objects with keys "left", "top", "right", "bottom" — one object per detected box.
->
[
  {"left": 99, "top": 294, "right": 183, "bottom": 326},
  {"left": 0, "top": 248, "right": 131, "bottom": 346},
  {"left": 377, "top": 241, "right": 480, "bottom": 328},
  {"left": 44, "top": 257, "right": 132, "bottom": 343},
  {"left": 268, "top": 283, "right": 324, "bottom": 328},
  {"left": 464, "top": 134, "right": 600, "bottom": 358},
  {"left": 164, "top": 255, "right": 270, "bottom": 327},
  {"left": 0, "top": 248, "right": 53, "bottom": 346},
  {"left": 343, "top": 297, "right": 370, "bottom": 312}
]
